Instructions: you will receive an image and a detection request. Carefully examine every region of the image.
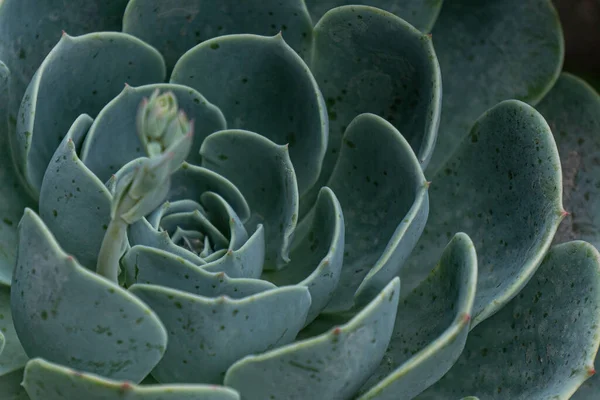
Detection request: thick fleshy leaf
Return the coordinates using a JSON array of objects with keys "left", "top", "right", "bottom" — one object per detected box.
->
[
  {"left": 172, "top": 34, "right": 327, "bottom": 196},
  {"left": 200, "top": 130, "right": 298, "bottom": 270},
  {"left": 129, "top": 284, "right": 311, "bottom": 384},
  {"left": 0, "top": 62, "right": 35, "bottom": 287},
  {"left": 404, "top": 100, "right": 563, "bottom": 327},
  {"left": 169, "top": 163, "right": 250, "bottom": 223},
  {"left": 0, "top": 0, "right": 129, "bottom": 121},
  {"left": 305, "top": 0, "right": 443, "bottom": 32},
  {"left": 0, "top": 368, "right": 29, "bottom": 400},
  {"left": 418, "top": 241, "right": 600, "bottom": 399},
  {"left": 123, "top": 245, "right": 275, "bottom": 297},
  {"left": 12, "top": 32, "right": 166, "bottom": 196},
  {"left": 23, "top": 358, "right": 241, "bottom": 400},
  {"left": 39, "top": 115, "right": 112, "bottom": 270},
  {"left": 81, "top": 83, "right": 225, "bottom": 182},
  {"left": 128, "top": 216, "right": 206, "bottom": 266},
  {"left": 537, "top": 73, "right": 600, "bottom": 248},
  {"left": 224, "top": 278, "right": 399, "bottom": 400},
  {"left": 201, "top": 225, "right": 266, "bottom": 279},
  {"left": 0, "top": 286, "right": 28, "bottom": 378},
  {"left": 161, "top": 210, "right": 228, "bottom": 251},
  {"left": 426, "top": 0, "right": 564, "bottom": 174},
  {"left": 304, "top": 5, "right": 440, "bottom": 216},
  {"left": 322, "top": 113, "right": 428, "bottom": 312},
  {"left": 262, "top": 187, "right": 344, "bottom": 324},
  {"left": 123, "top": 0, "right": 313, "bottom": 72},
  {"left": 200, "top": 192, "right": 248, "bottom": 251},
  {"left": 539, "top": 74, "right": 600, "bottom": 400},
  {"left": 358, "top": 233, "right": 477, "bottom": 399},
  {"left": 11, "top": 209, "right": 168, "bottom": 382}
]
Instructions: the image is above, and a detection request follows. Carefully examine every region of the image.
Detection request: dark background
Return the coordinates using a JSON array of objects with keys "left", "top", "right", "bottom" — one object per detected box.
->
[{"left": 554, "top": 0, "right": 600, "bottom": 89}]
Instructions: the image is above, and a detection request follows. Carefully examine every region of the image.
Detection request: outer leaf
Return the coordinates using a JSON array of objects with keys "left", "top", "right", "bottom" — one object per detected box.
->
[
  {"left": 426, "top": 0, "right": 564, "bottom": 174},
  {"left": 0, "top": 286, "right": 28, "bottom": 377},
  {"left": 0, "top": 62, "right": 35, "bottom": 287},
  {"left": 23, "top": 358, "right": 240, "bottom": 400},
  {"left": 81, "top": 83, "right": 225, "bottom": 182},
  {"left": 123, "top": 245, "right": 275, "bottom": 297},
  {"left": 322, "top": 113, "right": 428, "bottom": 312},
  {"left": 418, "top": 241, "right": 600, "bottom": 399},
  {"left": 224, "top": 278, "right": 400, "bottom": 400},
  {"left": 12, "top": 32, "right": 166, "bottom": 196},
  {"left": 11, "top": 209, "right": 168, "bottom": 382},
  {"left": 0, "top": 0, "right": 129, "bottom": 121},
  {"left": 0, "top": 368, "right": 29, "bottom": 400},
  {"left": 200, "top": 130, "right": 298, "bottom": 270},
  {"left": 538, "top": 74, "right": 600, "bottom": 400},
  {"left": 262, "top": 187, "right": 345, "bottom": 324},
  {"left": 537, "top": 73, "right": 600, "bottom": 248},
  {"left": 39, "top": 115, "right": 112, "bottom": 270},
  {"left": 304, "top": 5, "right": 440, "bottom": 216},
  {"left": 359, "top": 233, "right": 477, "bottom": 399},
  {"left": 404, "top": 100, "right": 563, "bottom": 327},
  {"left": 305, "top": 0, "right": 443, "bottom": 32},
  {"left": 129, "top": 284, "right": 311, "bottom": 384},
  {"left": 172, "top": 34, "right": 327, "bottom": 196},
  {"left": 123, "top": 0, "right": 313, "bottom": 72}
]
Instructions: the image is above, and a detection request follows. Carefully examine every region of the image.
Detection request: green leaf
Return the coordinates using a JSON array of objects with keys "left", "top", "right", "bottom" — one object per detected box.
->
[
  {"left": 303, "top": 5, "right": 441, "bottom": 217},
  {"left": 0, "top": 0, "right": 130, "bottom": 122},
  {"left": 0, "top": 62, "right": 35, "bottom": 287},
  {"left": 123, "top": 0, "right": 313, "bottom": 73},
  {"left": 537, "top": 73, "right": 600, "bottom": 248},
  {"left": 23, "top": 358, "right": 241, "bottom": 400},
  {"left": 262, "top": 187, "right": 345, "bottom": 324},
  {"left": 417, "top": 241, "right": 600, "bottom": 399},
  {"left": 122, "top": 245, "right": 275, "bottom": 296},
  {"left": 426, "top": 0, "right": 564, "bottom": 174},
  {"left": 11, "top": 209, "right": 167, "bottom": 382},
  {"left": 0, "top": 286, "right": 28, "bottom": 377},
  {"left": 39, "top": 114, "right": 112, "bottom": 270},
  {"left": 0, "top": 368, "right": 29, "bottom": 400},
  {"left": 200, "top": 130, "right": 299, "bottom": 270},
  {"left": 321, "top": 113, "right": 428, "bottom": 312},
  {"left": 358, "top": 233, "right": 477, "bottom": 399},
  {"left": 404, "top": 100, "right": 563, "bottom": 327},
  {"left": 12, "top": 32, "right": 166, "bottom": 197},
  {"left": 305, "top": 0, "right": 443, "bottom": 32},
  {"left": 224, "top": 278, "right": 400, "bottom": 399},
  {"left": 129, "top": 284, "right": 311, "bottom": 384},
  {"left": 172, "top": 34, "right": 327, "bottom": 196},
  {"left": 80, "top": 83, "right": 225, "bottom": 182}
]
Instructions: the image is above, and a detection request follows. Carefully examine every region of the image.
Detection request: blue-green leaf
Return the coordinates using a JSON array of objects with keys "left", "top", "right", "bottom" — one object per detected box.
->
[
  {"left": 426, "top": 0, "right": 564, "bottom": 174},
  {"left": 0, "top": 286, "right": 28, "bottom": 377},
  {"left": 404, "top": 100, "right": 563, "bottom": 327},
  {"left": 358, "top": 233, "right": 477, "bottom": 399},
  {"left": 305, "top": 0, "right": 443, "bottom": 32},
  {"left": 0, "top": 62, "right": 35, "bottom": 287},
  {"left": 322, "top": 113, "right": 428, "bottom": 312},
  {"left": 200, "top": 130, "right": 298, "bottom": 270},
  {"left": 11, "top": 209, "right": 167, "bottom": 382},
  {"left": 418, "top": 241, "right": 600, "bottom": 399},
  {"left": 262, "top": 187, "right": 344, "bottom": 324},
  {"left": 172, "top": 34, "right": 327, "bottom": 196},
  {"left": 124, "top": 0, "right": 313, "bottom": 73},
  {"left": 23, "top": 358, "right": 240, "bottom": 400},
  {"left": 224, "top": 278, "right": 399, "bottom": 399},
  {"left": 12, "top": 32, "right": 166, "bottom": 197},
  {"left": 303, "top": 5, "right": 440, "bottom": 217},
  {"left": 81, "top": 83, "right": 225, "bottom": 182},
  {"left": 39, "top": 114, "right": 112, "bottom": 270},
  {"left": 129, "top": 284, "right": 311, "bottom": 384}
]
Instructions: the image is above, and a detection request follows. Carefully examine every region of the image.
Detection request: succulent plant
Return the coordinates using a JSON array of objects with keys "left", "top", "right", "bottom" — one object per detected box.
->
[{"left": 0, "top": 1, "right": 599, "bottom": 399}]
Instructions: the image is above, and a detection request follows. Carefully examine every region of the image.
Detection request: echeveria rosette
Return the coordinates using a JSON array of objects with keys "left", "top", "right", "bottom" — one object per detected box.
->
[{"left": 0, "top": 2, "right": 597, "bottom": 400}]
